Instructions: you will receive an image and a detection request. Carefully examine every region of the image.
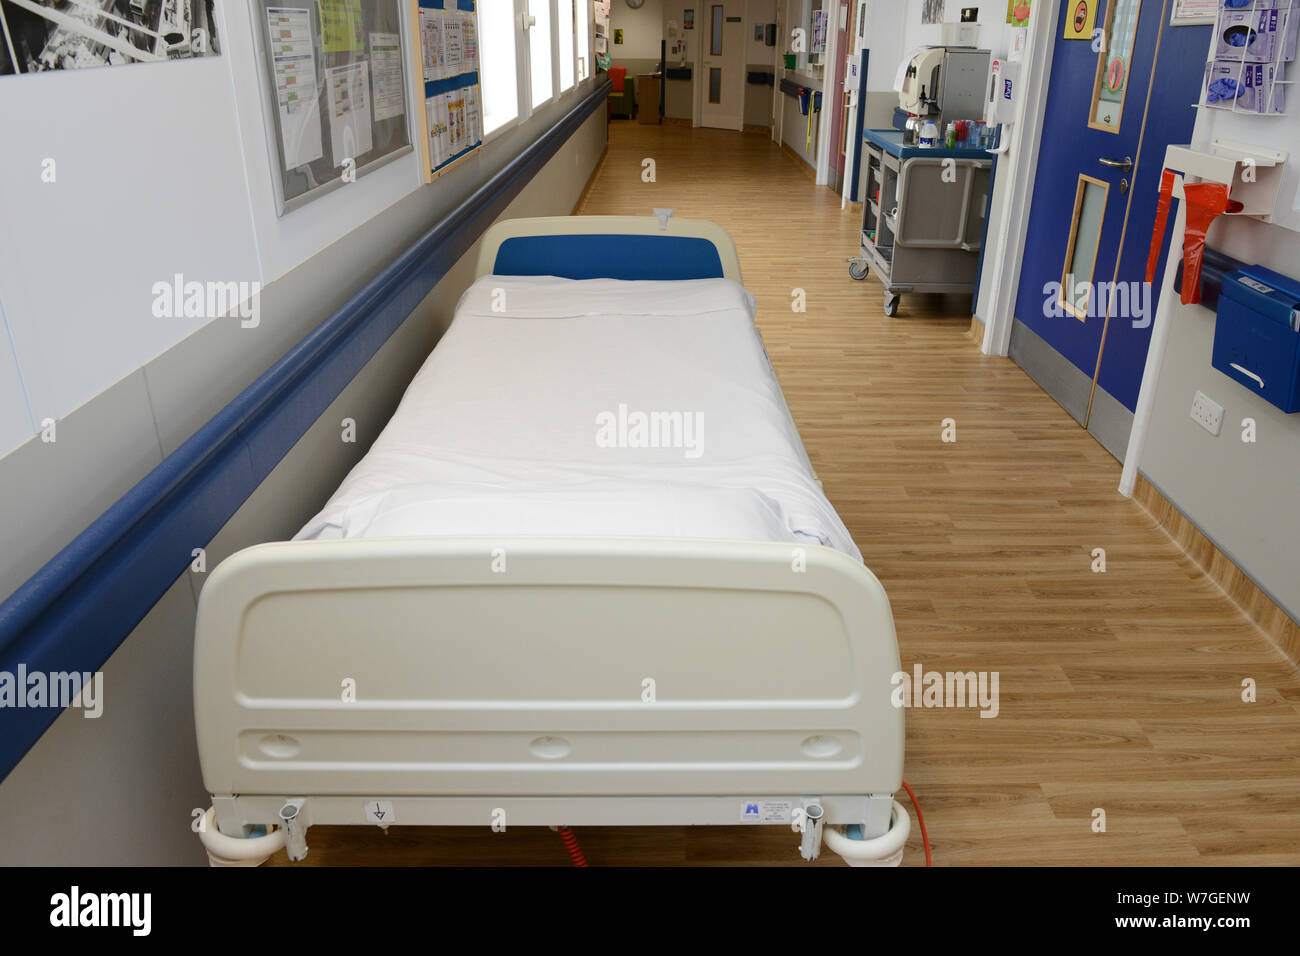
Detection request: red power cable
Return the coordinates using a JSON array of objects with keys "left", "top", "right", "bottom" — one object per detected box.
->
[
  {"left": 900, "top": 779, "right": 932, "bottom": 867},
  {"left": 556, "top": 825, "right": 589, "bottom": 867}
]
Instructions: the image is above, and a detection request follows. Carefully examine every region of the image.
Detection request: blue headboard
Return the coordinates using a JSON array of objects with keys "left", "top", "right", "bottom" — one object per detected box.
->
[
  {"left": 476, "top": 216, "right": 744, "bottom": 283},
  {"left": 493, "top": 234, "right": 725, "bottom": 281}
]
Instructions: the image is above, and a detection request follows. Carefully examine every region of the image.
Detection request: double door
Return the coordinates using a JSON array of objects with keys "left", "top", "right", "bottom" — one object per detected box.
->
[{"left": 1011, "top": 0, "right": 1210, "bottom": 459}]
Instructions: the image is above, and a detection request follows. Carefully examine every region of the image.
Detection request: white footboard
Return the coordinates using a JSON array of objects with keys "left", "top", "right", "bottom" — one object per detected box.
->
[{"left": 194, "top": 537, "right": 903, "bottom": 830}]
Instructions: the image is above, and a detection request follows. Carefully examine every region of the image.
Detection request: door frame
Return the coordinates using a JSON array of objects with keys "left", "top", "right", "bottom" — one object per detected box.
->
[
  {"left": 979, "top": 0, "right": 1059, "bottom": 357},
  {"left": 813, "top": 0, "right": 842, "bottom": 185}
]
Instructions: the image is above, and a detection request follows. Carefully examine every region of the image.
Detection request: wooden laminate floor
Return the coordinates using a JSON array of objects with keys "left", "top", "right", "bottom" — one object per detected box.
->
[{"left": 280, "top": 121, "right": 1300, "bottom": 867}]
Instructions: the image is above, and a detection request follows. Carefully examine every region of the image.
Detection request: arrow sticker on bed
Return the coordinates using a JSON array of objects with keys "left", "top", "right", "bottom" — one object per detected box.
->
[{"left": 365, "top": 801, "right": 396, "bottom": 824}]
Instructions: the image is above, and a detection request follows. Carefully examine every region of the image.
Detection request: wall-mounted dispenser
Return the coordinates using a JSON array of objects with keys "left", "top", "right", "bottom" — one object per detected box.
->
[{"left": 1211, "top": 266, "right": 1300, "bottom": 413}]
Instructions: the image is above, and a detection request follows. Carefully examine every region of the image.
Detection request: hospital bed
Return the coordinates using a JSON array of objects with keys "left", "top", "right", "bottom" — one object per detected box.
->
[{"left": 193, "top": 215, "right": 907, "bottom": 867}]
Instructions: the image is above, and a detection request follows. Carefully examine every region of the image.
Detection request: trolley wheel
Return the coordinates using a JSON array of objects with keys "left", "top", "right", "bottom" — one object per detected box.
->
[
  {"left": 848, "top": 260, "right": 870, "bottom": 281},
  {"left": 884, "top": 293, "right": 901, "bottom": 317}
]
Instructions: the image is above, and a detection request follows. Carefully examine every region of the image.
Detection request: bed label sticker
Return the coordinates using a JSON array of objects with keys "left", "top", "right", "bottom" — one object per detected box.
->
[
  {"left": 365, "top": 800, "right": 396, "bottom": 824},
  {"left": 740, "top": 800, "right": 794, "bottom": 823}
]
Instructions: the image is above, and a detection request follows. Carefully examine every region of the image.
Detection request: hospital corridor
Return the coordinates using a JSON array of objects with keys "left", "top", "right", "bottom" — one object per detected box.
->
[
  {"left": 272, "top": 121, "right": 1300, "bottom": 867},
  {"left": 1, "top": 0, "right": 1299, "bottom": 935}
]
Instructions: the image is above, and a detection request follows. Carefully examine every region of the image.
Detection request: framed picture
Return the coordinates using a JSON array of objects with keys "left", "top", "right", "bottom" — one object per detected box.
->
[
  {"left": 1169, "top": 0, "right": 1216, "bottom": 26},
  {"left": 1, "top": 0, "right": 220, "bottom": 75},
  {"left": 251, "top": 0, "right": 414, "bottom": 215}
]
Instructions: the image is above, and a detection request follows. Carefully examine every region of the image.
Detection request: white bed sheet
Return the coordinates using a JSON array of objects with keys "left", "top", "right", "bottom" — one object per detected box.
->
[{"left": 295, "top": 276, "right": 861, "bottom": 560}]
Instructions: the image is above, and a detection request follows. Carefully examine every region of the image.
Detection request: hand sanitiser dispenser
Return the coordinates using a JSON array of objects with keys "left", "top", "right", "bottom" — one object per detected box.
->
[{"left": 1211, "top": 266, "right": 1300, "bottom": 413}]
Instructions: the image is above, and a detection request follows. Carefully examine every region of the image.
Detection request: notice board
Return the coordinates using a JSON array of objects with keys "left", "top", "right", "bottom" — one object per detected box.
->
[
  {"left": 411, "top": 0, "right": 484, "bottom": 181},
  {"left": 255, "top": 0, "right": 414, "bottom": 215}
]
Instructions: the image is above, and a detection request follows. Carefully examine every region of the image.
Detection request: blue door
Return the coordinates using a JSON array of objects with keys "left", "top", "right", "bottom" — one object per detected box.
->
[{"left": 1011, "top": 0, "right": 1209, "bottom": 457}]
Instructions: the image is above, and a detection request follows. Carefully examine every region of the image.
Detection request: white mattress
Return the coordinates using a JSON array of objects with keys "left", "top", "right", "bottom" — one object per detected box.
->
[{"left": 295, "top": 276, "right": 861, "bottom": 560}]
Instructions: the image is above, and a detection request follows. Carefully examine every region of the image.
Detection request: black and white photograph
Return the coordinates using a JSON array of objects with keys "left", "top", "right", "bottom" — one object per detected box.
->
[{"left": 0, "top": 0, "right": 220, "bottom": 75}]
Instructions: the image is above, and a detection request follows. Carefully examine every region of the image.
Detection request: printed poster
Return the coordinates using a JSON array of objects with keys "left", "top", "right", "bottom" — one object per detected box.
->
[
  {"left": 369, "top": 32, "right": 405, "bottom": 121},
  {"left": 464, "top": 84, "right": 481, "bottom": 145},
  {"left": 446, "top": 90, "right": 466, "bottom": 154},
  {"left": 266, "top": 8, "right": 324, "bottom": 170},
  {"left": 1062, "top": 0, "right": 1096, "bottom": 40},
  {"left": 428, "top": 95, "right": 453, "bottom": 167},
  {"left": 317, "top": 0, "right": 364, "bottom": 52},
  {"left": 325, "top": 61, "right": 374, "bottom": 166},
  {"left": 1170, "top": 0, "right": 1216, "bottom": 25},
  {"left": 443, "top": 10, "right": 464, "bottom": 76},
  {"left": 420, "top": 8, "right": 444, "bottom": 81},
  {"left": 1006, "top": 0, "right": 1031, "bottom": 28},
  {"left": 461, "top": 10, "right": 478, "bottom": 72}
]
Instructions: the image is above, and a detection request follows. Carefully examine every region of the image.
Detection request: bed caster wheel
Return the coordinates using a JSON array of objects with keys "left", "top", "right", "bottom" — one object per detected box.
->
[
  {"left": 848, "top": 260, "right": 869, "bottom": 280},
  {"left": 821, "top": 801, "right": 911, "bottom": 867},
  {"left": 196, "top": 807, "right": 286, "bottom": 867},
  {"left": 883, "top": 293, "right": 900, "bottom": 317}
]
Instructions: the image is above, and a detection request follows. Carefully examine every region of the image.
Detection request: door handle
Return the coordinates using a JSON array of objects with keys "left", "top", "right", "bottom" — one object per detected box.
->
[{"left": 1099, "top": 156, "right": 1133, "bottom": 171}]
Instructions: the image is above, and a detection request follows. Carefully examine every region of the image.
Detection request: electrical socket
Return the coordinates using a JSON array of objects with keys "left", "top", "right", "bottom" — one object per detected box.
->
[{"left": 1190, "top": 390, "right": 1224, "bottom": 436}]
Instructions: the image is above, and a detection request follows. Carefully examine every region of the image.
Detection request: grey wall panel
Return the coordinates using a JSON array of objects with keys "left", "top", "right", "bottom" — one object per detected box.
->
[
  {"left": 1087, "top": 385, "right": 1133, "bottom": 464},
  {"left": 0, "top": 576, "right": 206, "bottom": 865},
  {"left": 780, "top": 93, "right": 817, "bottom": 167},
  {"left": 0, "top": 371, "right": 162, "bottom": 603},
  {"left": 1008, "top": 317, "right": 1091, "bottom": 426}
]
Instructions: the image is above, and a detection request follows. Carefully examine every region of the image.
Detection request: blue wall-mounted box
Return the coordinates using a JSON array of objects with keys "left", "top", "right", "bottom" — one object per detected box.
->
[{"left": 1211, "top": 266, "right": 1300, "bottom": 414}]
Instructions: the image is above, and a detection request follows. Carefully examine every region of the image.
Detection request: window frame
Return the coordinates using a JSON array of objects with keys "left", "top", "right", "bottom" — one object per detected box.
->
[
  {"left": 479, "top": 0, "right": 524, "bottom": 143},
  {"left": 479, "top": 0, "right": 592, "bottom": 147}
]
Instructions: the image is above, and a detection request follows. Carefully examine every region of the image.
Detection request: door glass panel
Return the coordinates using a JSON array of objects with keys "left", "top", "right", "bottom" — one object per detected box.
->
[
  {"left": 709, "top": 67, "right": 722, "bottom": 103},
  {"left": 711, "top": 5, "right": 724, "bottom": 55},
  {"left": 1061, "top": 176, "right": 1109, "bottom": 320},
  {"left": 1091, "top": 0, "right": 1141, "bottom": 131}
]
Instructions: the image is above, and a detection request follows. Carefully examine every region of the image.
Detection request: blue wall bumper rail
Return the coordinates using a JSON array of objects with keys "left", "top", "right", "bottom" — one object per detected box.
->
[{"left": 0, "top": 78, "right": 611, "bottom": 782}]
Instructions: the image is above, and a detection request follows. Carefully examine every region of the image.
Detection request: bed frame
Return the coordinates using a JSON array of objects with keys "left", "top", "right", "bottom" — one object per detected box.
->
[{"left": 193, "top": 215, "right": 906, "bottom": 866}]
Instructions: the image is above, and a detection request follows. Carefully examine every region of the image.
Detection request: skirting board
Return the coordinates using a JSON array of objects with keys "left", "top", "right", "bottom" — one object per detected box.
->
[{"left": 1133, "top": 473, "right": 1300, "bottom": 666}]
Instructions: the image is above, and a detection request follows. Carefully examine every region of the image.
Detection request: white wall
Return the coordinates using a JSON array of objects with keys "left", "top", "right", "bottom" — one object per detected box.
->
[
  {"left": 0, "top": 52, "right": 261, "bottom": 446},
  {"left": 746, "top": 0, "right": 777, "bottom": 63},
  {"left": 611, "top": 0, "right": 665, "bottom": 60},
  {"left": 903, "top": 0, "right": 1019, "bottom": 65},
  {"left": 0, "top": 0, "right": 434, "bottom": 458}
]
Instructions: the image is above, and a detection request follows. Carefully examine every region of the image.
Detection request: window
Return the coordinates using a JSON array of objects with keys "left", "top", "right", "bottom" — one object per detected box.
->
[
  {"left": 576, "top": 0, "right": 589, "bottom": 80},
  {"left": 478, "top": 0, "right": 589, "bottom": 135},
  {"left": 558, "top": 0, "right": 575, "bottom": 92},
  {"left": 529, "top": 0, "right": 553, "bottom": 107},
  {"left": 479, "top": 0, "right": 519, "bottom": 135}
]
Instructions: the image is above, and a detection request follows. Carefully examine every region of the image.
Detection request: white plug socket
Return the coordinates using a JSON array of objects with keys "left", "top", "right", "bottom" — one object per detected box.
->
[{"left": 1190, "top": 390, "right": 1224, "bottom": 436}]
